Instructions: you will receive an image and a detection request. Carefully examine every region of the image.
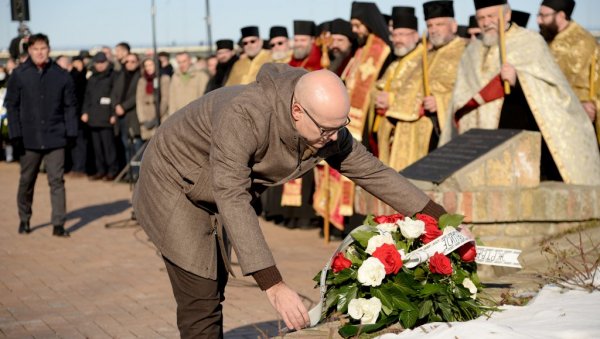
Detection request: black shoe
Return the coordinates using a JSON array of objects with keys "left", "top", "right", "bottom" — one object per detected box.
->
[
  {"left": 18, "top": 221, "right": 31, "bottom": 234},
  {"left": 52, "top": 225, "right": 70, "bottom": 237}
]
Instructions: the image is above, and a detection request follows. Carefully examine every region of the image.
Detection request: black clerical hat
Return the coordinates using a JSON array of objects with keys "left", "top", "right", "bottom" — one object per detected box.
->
[
  {"left": 317, "top": 21, "right": 331, "bottom": 35},
  {"left": 392, "top": 6, "right": 415, "bottom": 17},
  {"left": 330, "top": 18, "right": 354, "bottom": 40},
  {"left": 216, "top": 39, "right": 234, "bottom": 50},
  {"left": 241, "top": 26, "right": 259, "bottom": 38},
  {"left": 294, "top": 20, "right": 317, "bottom": 37},
  {"left": 392, "top": 7, "right": 418, "bottom": 31},
  {"left": 423, "top": 1, "right": 455, "bottom": 20},
  {"left": 269, "top": 26, "right": 288, "bottom": 40},
  {"left": 468, "top": 15, "right": 478, "bottom": 29},
  {"left": 350, "top": 1, "right": 391, "bottom": 44},
  {"left": 541, "top": 0, "right": 576, "bottom": 18},
  {"left": 474, "top": 0, "right": 507, "bottom": 10},
  {"left": 511, "top": 10, "right": 530, "bottom": 27}
]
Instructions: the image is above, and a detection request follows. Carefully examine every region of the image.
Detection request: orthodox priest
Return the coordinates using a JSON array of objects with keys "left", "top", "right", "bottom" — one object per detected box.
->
[
  {"left": 441, "top": 0, "right": 600, "bottom": 185},
  {"left": 269, "top": 26, "right": 292, "bottom": 63},
  {"left": 537, "top": 0, "right": 599, "bottom": 143},
  {"left": 204, "top": 39, "right": 238, "bottom": 93},
  {"left": 225, "top": 26, "right": 272, "bottom": 86},
  {"left": 289, "top": 20, "right": 323, "bottom": 71}
]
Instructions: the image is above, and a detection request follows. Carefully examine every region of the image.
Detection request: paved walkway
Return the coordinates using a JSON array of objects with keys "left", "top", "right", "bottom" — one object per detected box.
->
[{"left": 0, "top": 162, "right": 340, "bottom": 338}]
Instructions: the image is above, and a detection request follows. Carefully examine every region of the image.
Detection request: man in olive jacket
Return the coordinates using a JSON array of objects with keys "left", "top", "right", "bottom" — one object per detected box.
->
[{"left": 133, "top": 63, "right": 446, "bottom": 337}]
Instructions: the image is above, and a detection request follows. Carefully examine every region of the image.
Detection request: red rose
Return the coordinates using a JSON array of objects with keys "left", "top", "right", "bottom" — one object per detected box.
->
[
  {"left": 457, "top": 242, "right": 477, "bottom": 262},
  {"left": 429, "top": 252, "right": 453, "bottom": 275},
  {"left": 373, "top": 213, "right": 404, "bottom": 224},
  {"left": 372, "top": 243, "right": 403, "bottom": 275},
  {"left": 331, "top": 252, "right": 352, "bottom": 273},
  {"left": 418, "top": 214, "right": 442, "bottom": 244}
]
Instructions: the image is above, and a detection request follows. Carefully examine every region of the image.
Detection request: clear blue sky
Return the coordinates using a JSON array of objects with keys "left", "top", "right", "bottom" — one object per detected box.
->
[{"left": 1, "top": 0, "right": 599, "bottom": 51}]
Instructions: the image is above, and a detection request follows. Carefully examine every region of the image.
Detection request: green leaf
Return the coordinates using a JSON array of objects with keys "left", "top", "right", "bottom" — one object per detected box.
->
[
  {"left": 438, "top": 302, "right": 455, "bottom": 322},
  {"left": 345, "top": 247, "right": 364, "bottom": 266},
  {"left": 351, "top": 230, "right": 378, "bottom": 248},
  {"left": 420, "top": 284, "right": 443, "bottom": 296},
  {"left": 364, "top": 214, "right": 378, "bottom": 227},
  {"left": 418, "top": 300, "right": 433, "bottom": 319},
  {"left": 413, "top": 267, "right": 427, "bottom": 281},
  {"left": 399, "top": 310, "right": 418, "bottom": 329},
  {"left": 332, "top": 268, "right": 356, "bottom": 285},
  {"left": 439, "top": 214, "right": 465, "bottom": 228},
  {"left": 312, "top": 270, "right": 322, "bottom": 284},
  {"left": 337, "top": 284, "right": 359, "bottom": 314},
  {"left": 370, "top": 287, "right": 395, "bottom": 315},
  {"left": 338, "top": 319, "right": 393, "bottom": 338},
  {"left": 324, "top": 287, "right": 339, "bottom": 313}
]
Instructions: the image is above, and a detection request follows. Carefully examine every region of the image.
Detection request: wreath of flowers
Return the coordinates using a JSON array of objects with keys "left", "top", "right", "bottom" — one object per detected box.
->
[{"left": 313, "top": 213, "right": 495, "bottom": 337}]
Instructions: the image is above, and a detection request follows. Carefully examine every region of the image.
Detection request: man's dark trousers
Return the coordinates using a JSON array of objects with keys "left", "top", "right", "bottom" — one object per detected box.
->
[
  {"left": 163, "top": 243, "right": 229, "bottom": 339},
  {"left": 18, "top": 148, "right": 66, "bottom": 226}
]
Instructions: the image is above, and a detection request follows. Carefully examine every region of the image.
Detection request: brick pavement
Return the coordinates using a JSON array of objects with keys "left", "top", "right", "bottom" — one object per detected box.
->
[{"left": 0, "top": 162, "right": 341, "bottom": 338}]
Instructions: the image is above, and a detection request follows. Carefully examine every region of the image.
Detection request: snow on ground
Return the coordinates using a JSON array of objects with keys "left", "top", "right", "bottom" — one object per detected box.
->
[{"left": 379, "top": 284, "right": 600, "bottom": 339}]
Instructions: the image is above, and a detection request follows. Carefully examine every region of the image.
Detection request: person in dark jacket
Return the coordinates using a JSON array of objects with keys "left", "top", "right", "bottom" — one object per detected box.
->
[
  {"left": 204, "top": 39, "right": 238, "bottom": 93},
  {"left": 67, "top": 55, "right": 89, "bottom": 176},
  {"left": 81, "top": 52, "right": 118, "bottom": 180},
  {"left": 5, "top": 33, "right": 77, "bottom": 237},
  {"left": 111, "top": 53, "right": 142, "bottom": 170}
]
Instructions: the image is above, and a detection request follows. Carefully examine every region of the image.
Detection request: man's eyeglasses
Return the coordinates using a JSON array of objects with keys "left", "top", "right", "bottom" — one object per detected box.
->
[
  {"left": 269, "top": 41, "right": 286, "bottom": 48},
  {"left": 242, "top": 39, "right": 258, "bottom": 46},
  {"left": 295, "top": 99, "right": 351, "bottom": 137}
]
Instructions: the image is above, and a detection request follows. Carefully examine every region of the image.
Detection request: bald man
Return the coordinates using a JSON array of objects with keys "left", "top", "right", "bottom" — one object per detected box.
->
[{"left": 133, "top": 63, "right": 447, "bottom": 337}]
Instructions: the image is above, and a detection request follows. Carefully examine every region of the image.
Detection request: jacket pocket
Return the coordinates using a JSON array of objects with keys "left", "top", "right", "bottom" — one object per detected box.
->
[{"left": 182, "top": 165, "right": 215, "bottom": 205}]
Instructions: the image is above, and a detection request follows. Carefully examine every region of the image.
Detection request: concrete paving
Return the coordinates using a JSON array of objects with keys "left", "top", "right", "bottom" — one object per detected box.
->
[{"left": 0, "top": 162, "right": 340, "bottom": 338}]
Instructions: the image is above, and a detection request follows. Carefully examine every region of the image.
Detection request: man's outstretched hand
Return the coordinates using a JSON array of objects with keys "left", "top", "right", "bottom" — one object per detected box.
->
[{"left": 266, "top": 282, "right": 310, "bottom": 331}]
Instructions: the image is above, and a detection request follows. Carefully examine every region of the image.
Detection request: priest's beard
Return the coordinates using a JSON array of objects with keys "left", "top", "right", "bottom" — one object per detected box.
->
[
  {"left": 539, "top": 21, "right": 559, "bottom": 42},
  {"left": 293, "top": 45, "right": 311, "bottom": 60},
  {"left": 394, "top": 42, "right": 417, "bottom": 57},
  {"left": 429, "top": 35, "right": 453, "bottom": 48},
  {"left": 357, "top": 35, "right": 367, "bottom": 47},
  {"left": 271, "top": 50, "right": 289, "bottom": 61},
  {"left": 481, "top": 33, "right": 498, "bottom": 47},
  {"left": 330, "top": 49, "right": 351, "bottom": 71}
]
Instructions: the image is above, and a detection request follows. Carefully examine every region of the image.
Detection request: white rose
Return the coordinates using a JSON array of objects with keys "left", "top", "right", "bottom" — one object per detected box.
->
[
  {"left": 398, "top": 217, "right": 425, "bottom": 239},
  {"left": 366, "top": 233, "right": 395, "bottom": 254},
  {"left": 376, "top": 222, "right": 397, "bottom": 233},
  {"left": 357, "top": 257, "right": 386, "bottom": 287},
  {"left": 360, "top": 297, "right": 382, "bottom": 324},
  {"left": 348, "top": 298, "right": 365, "bottom": 320},
  {"left": 462, "top": 277, "right": 478, "bottom": 299},
  {"left": 443, "top": 226, "right": 456, "bottom": 235},
  {"left": 348, "top": 297, "right": 382, "bottom": 324}
]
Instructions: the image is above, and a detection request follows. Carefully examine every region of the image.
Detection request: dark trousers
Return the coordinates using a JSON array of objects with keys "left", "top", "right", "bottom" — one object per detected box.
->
[
  {"left": 69, "top": 125, "right": 87, "bottom": 173},
  {"left": 90, "top": 127, "right": 118, "bottom": 176},
  {"left": 163, "top": 247, "right": 228, "bottom": 339},
  {"left": 18, "top": 148, "right": 66, "bottom": 226},
  {"left": 117, "top": 118, "right": 142, "bottom": 166}
]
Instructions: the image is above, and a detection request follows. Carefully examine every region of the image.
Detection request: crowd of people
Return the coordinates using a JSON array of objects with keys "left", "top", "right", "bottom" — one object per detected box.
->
[{"left": 1, "top": 0, "right": 599, "bottom": 239}]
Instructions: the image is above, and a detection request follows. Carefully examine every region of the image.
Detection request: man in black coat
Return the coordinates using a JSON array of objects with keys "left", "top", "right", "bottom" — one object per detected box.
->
[
  {"left": 5, "top": 33, "right": 77, "bottom": 237},
  {"left": 110, "top": 53, "right": 142, "bottom": 169},
  {"left": 81, "top": 52, "right": 118, "bottom": 180}
]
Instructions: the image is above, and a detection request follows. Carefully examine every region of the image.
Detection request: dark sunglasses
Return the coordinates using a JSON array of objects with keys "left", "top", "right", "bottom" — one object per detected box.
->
[{"left": 269, "top": 41, "right": 286, "bottom": 48}]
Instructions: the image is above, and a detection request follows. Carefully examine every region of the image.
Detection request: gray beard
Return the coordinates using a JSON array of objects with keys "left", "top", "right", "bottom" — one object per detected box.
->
[
  {"left": 293, "top": 46, "right": 310, "bottom": 60},
  {"left": 481, "top": 32, "right": 498, "bottom": 47},
  {"left": 271, "top": 50, "right": 288, "bottom": 61},
  {"left": 394, "top": 44, "right": 416, "bottom": 57}
]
